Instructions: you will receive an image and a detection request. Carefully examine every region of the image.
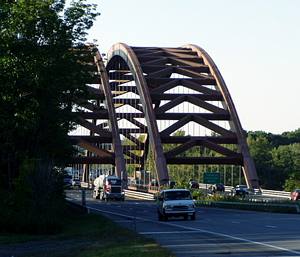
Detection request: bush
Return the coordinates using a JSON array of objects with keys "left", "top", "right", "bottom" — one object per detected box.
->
[{"left": 0, "top": 159, "right": 65, "bottom": 234}]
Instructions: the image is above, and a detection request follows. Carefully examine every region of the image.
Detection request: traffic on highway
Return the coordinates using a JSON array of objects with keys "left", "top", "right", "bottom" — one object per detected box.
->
[{"left": 67, "top": 190, "right": 300, "bottom": 257}]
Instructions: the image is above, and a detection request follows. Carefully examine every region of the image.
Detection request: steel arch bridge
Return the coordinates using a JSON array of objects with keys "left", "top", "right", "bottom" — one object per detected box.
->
[{"left": 69, "top": 43, "right": 259, "bottom": 189}]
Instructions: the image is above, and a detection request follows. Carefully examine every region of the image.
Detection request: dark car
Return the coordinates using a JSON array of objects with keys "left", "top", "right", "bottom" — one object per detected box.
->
[
  {"left": 213, "top": 183, "right": 225, "bottom": 192},
  {"left": 72, "top": 178, "right": 81, "bottom": 188},
  {"left": 232, "top": 185, "right": 249, "bottom": 197},
  {"left": 291, "top": 189, "right": 300, "bottom": 201},
  {"left": 168, "top": 181, "right": 176, "bottom": 189},
  {"left": 189, "top": 180, "right": 199, "bottom": 189},
  {"left": 63, "top": 176, "right": 73, "bottom": 188}
]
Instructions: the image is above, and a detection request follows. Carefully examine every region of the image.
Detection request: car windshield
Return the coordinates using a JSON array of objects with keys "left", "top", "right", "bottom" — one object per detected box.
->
[{"left": 164, "top": 191, "right": 192, "bottom": 200}]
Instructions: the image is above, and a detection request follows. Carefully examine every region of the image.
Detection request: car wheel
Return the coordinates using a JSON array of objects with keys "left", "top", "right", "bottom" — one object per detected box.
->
[
  {"left": 161, "top": 210, "right": 168, "bottom": 221},
  {"left": 158, "top": 212, "right": 163, "bottom": 221},
  {"left": 191, "top": 213, "right": 196, "bottom": 220}
]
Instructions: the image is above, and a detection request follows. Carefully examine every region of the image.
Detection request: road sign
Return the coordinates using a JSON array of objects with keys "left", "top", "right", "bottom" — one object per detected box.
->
[{"left": 203, "top": 172, "right": 220, "bottom": 184}]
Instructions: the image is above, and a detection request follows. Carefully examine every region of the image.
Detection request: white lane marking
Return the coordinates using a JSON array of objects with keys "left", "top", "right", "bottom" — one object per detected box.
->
[
  {"left": 114, "top": 220, "right": 135, "bottom": 223},
  {"left": 140, "top": 231, "right": 201, "bottom": 235},
  {"left": 265, "top": 225, "right": 277, "bottom": 228},
  {"left": 87, "top": 205, "right": 300, "bottom": 256}
]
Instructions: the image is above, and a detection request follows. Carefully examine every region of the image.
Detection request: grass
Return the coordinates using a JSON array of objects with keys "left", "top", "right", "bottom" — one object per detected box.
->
[
  {"left": 75, "top": 242, "right": 174, "bottom": 257},
  {"left": 0, "top": 204, "right": 175, "bottom": 257},
  {"left": 0, "top": 233, "right": 43, "bottom": 245}
]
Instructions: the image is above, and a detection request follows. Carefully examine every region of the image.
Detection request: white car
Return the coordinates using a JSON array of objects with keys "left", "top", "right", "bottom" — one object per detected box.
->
[{"left": 157, "top": 189, "right": 196, "bottom": 221}]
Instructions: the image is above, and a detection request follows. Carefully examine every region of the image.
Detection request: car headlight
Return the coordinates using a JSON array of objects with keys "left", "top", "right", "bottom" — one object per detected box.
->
[{"left": 164, "top": 205, "right": 172, "bottom": 210}]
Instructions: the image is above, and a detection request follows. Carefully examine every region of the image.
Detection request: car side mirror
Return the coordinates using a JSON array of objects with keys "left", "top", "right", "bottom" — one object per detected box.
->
[{"left": 158, "top": 196, "right": 163, "bottom": 201}]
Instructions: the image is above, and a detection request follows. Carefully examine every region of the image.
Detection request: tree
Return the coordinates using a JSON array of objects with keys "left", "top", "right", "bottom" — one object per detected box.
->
[
  {"left": 0, "top": 0, "right": 99, "bottom": 233},
  {"left": 247, "top": 134, "right": 273, "bottom": 188},
  {"left": 284, "top": 173, "right": 300, "bottom": 192},
  {"left": 0, "top": 0, "right": 99, "bottom": 189},
  {"left": 247, "top": 130, "right": 300, "bottom": 189},
  {"left": 280, "top": 144, "right": 300, "bottom": 191}
]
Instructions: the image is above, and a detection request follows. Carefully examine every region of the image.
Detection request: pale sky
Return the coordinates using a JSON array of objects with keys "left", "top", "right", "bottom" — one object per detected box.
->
[{"left": 86, "top": 0, "right": 300, "bottom": 134}]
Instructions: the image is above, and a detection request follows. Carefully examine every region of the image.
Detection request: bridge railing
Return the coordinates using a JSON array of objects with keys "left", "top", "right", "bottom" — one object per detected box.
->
[
  {"left": 79, "top": 179, "right": 292, "bottom": 200},
  {"left": 126, "top": 183, "right": 292, "bottom": 200},
  {"left": 261, "top": 189, "right": 291, "bottom": 199}
]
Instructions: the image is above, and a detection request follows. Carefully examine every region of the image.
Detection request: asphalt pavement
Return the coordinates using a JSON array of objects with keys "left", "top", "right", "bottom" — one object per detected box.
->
[{"left": 67, "top": 190, "right": 300, "bottom": 257}]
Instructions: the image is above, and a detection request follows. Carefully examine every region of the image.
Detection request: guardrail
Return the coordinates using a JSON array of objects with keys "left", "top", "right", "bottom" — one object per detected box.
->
[
  {"left": 78, "top": 181, "right": 291, "bottom": 200},
  {"left": 261, "top": 189, "right": 291, "bottom": 199},
  {"left": 124, "top": 189, "right": 154, "bottom": 200},
  {"left": 198, "top": 183, "right": 291, "bottom": 199}
]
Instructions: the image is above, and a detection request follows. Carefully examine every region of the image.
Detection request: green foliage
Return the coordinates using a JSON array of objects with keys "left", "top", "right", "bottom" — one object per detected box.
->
[
  {"left": 0, "top": 0, "right": 99, "bottom": 233},
  {"left": 248, "top": 129, "right": 300, "bottom": 148},
  {"left": 158, "top": 129, "right": 300, "bottom": 191},
  {"left": 0, "top": 0, "right": 99, "bottom": 188},
  {"left": 191, "top": 189, "right": 206, "bottom": 200},
  {"left": 248, "top": 130, "right": 300, "bottom": 190},
  {"left": 284, "top": 172, "right": 300, "bottom": 191},
  {"left": 0, "top": 159, "right": 65, "bottom": 234},
  {"left": 247, "top": 134, "right": 274, "bottom": 188}
]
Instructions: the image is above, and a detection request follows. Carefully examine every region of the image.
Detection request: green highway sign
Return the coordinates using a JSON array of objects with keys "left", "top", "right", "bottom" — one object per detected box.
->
[{"left": 203, "top": 172, "right": 220, "bottom": 184}]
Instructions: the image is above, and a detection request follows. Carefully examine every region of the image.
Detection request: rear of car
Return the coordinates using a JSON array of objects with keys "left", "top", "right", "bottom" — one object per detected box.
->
[
  {"left": 157, "top": 189, "right": 196, "bottom": 221},
  {"left": 214, "top": 183, "right": 225, "bottom": 192},
  {"left": 71, "top": 178, "right": 81, "bottom": 188},
  {"left": 291, "top": 189, "right": 300, "bottom": 201},
  {"left": 63, "top": 175, "right": 73, "bottom": 188},
  {"left": 233, "top": 185, "right": 249, "bottom": 197},
  {"left": 189, "top": 180, "right": 199, "bottom": 189}
]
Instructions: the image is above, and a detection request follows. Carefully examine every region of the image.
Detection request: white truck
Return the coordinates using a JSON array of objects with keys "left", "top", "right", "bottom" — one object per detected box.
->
[
  {"left": 157, "top": 189, "right": 196, "bottom": 221},
  {"left": 93, "top": 175, "right": 125, "bottom": 201}
]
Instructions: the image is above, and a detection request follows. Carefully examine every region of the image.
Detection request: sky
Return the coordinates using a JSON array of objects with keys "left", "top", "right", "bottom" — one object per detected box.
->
[{"left": 85, "top": 0, "right": 300, "bottom": 134}]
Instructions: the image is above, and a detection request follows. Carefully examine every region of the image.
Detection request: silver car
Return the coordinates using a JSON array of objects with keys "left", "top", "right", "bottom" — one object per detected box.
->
[{"left": 157, "top": 189, "right": 196, "bottom": 221}]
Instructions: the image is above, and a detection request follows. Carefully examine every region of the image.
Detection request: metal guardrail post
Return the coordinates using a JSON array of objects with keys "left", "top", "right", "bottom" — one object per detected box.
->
[{"left": 82, "top": 189, "right": 86, "bottom": 207}]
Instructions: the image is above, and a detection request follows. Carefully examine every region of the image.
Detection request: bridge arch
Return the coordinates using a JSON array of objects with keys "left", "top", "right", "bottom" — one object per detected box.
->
[
  {"left": 70, "top": 43, "right": 259, "bottom": 189},
  {"left": 183, "top": 44, "right": 259, "bottom": 188},
  {"left": 106, "top": 43, "right": 169, "bottom": 185}
]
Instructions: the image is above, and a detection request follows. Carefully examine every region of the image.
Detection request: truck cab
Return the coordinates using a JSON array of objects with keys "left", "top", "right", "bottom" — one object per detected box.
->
[{"left": 93, "top": 175, "right": 125, "bottom": 201}]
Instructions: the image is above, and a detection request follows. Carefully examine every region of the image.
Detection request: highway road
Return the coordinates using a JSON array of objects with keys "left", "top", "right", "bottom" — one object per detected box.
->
[{"left": 67, "top": 191, "right": 300, "bottom": 257}]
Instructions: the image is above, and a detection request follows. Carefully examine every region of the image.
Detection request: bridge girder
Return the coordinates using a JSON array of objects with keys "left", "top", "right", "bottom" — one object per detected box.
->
[{"left": 70, "top": 43, "right": 259, "bottom": 189}]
